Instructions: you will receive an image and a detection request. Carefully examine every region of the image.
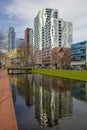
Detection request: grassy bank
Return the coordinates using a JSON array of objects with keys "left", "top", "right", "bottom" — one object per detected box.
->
[{"left": 30, "top": 69, "right": 87, "bottom": 82}]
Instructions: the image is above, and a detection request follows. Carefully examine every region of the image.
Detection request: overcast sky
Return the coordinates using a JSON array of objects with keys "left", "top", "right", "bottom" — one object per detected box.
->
[{"left": 0, "top": 0, "right": 87, "bottom": 43}]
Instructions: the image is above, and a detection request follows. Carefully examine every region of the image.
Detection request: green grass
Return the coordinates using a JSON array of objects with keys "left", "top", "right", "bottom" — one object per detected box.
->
[{"left": 30, "top": 69, "right": 87, "bottom": 82}]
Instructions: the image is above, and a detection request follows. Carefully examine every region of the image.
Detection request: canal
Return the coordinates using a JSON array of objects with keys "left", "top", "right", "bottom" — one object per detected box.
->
[{"left": 9, "top": 74, "right": 87, "bottom": 130}]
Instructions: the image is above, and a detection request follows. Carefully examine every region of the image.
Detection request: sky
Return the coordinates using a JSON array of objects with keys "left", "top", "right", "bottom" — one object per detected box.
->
[{"left": 0, "top": 0, "right": 87, "bottom": 43}]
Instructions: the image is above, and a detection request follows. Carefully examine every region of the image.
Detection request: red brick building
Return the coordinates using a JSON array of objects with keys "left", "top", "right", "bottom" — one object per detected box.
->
[{"left": 25, "top": 28, "right": 32, "bottom": 56}]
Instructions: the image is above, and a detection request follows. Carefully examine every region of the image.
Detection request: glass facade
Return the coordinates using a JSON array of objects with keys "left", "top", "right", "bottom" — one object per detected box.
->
[
  {"left": 71, "top": 40, "right": 87, "bottom": 67},
  {"left": 6, "top": 27, "right": 16, "bottom": 51}
]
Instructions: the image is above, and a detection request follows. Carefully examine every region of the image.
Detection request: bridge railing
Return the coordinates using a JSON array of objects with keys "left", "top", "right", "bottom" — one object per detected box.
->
[{"left": 7, "top": 66, "right": 32, "bottom": 75}]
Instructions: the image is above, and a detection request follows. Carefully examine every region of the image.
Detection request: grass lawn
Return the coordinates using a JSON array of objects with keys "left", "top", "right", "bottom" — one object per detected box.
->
[{"left": 30, "top": 69, "right": 87, "bottom": 82}]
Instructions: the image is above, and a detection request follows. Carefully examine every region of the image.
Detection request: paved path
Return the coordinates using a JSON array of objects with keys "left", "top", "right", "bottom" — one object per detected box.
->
[{"left": 0, "top": 69, "right": 18, "bottom": 130}]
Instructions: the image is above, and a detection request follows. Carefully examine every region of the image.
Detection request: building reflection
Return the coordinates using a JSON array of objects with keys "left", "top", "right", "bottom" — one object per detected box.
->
[
  {"left": 10, "top": 74, "right": 34, "bottom": 106},
  {"left": 33, "top": 75, "right": 72, "bottom": 128},
  {"left": 9, "top": 74, "right": 87, "bottom": 128},
  {"left": 11, "top": 84, "right": 16, "bottom": 104},
  {"left": 24, "top": 74, "right": 34, "bottom": 106},
  {"left": 71, "top": 81, "right": 87, "bottom": 102},
  {"left": 86, "top": 83, "right": 87, "bottom": 101}
]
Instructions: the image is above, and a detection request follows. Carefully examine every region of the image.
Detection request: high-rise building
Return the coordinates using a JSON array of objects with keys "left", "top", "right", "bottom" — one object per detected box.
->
[
  {"left": 34, "top": 8, "right": 59, "bottom": 65},
  {"left": 6, "top": 27, "right": 16, "bottom": 51},
  {"left": 34, "top": 8, "right": 73, "bottom": 65},
  {"left": 28, "top": 29, "right": 34, "bottom": 65},
  {"left": 29, "top": 29, "right": 33, "bottom": 46},
  {"left": 34, "top": 8, "right": 58, "bottom": 51},
  {"left": 25, "top": 28, "right": 33, "bottom": 65},
  {"left": 58, "top": 19, "right": 72, "bottom": 47},
  {"left": 25, "top": 28, "right": 33, "bottom": 56}
]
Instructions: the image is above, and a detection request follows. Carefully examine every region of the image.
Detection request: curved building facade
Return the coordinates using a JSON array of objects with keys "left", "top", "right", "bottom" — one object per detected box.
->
[{"left": 34, "top": 8, "right": 73, "bottom": 65}]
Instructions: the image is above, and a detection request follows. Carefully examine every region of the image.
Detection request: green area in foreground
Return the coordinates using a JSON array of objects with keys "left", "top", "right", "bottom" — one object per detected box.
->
[{"left": 30, "top": 69, "right": 87, "bottom": 82}]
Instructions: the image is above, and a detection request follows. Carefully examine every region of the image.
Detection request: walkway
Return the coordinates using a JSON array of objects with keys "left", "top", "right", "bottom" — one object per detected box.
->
[{"left": 0, "top": 69, "right": 18, "bottom": 130}]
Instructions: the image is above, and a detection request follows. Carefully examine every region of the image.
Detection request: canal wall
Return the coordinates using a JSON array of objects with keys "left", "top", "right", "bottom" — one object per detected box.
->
[{"left": 0, "top": 69, "right": 18, "bottom": 130}]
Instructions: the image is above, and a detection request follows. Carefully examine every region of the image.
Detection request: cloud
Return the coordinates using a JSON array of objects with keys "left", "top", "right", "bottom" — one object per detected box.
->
[
  {"left": 1, "top": 0, "right": 87, "bottom": 42},
  {"left": 74, "top": 27, "right": 87, "bottom": 43}
]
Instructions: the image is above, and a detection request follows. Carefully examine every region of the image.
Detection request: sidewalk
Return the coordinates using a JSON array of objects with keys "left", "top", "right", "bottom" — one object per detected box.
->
[{"left": 0, "top": 69, "right": 18, "bottom": 130}]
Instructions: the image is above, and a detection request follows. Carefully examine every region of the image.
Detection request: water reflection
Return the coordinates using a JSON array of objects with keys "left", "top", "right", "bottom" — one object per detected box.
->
[
  {"left": 10, "top": 74, "right": 87, "bottom": 129},
  {"left": 33, "top": 75, "right": 72, "bottom": 128},
  {"left": 71, "top": 81, "right": 87, "bottom": 102}
]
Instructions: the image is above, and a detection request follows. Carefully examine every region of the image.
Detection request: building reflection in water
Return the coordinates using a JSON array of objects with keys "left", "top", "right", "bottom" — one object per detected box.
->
[
  {"left": 11, "top": 84, "right": 16, "bottom": 104},
  {"left": 71, "top": 80, "right": 87, "bottom": 102},
  {"left": 34, "top": 75, "right": 72, "bottom": 128},
  {"left": 9, "top": 74, "right": 87, "bottom": 128}
]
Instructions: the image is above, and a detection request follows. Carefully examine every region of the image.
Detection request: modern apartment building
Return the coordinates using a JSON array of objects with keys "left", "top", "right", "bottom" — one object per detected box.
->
[
  {"left": 34, "top": 8, "right": 73, "bottom": 65},
  {"left": 34, "top": 8, "right": 59, "bottom": 65},
  {"left": 34, "top": 8, "right": 58, "bottom": 50},
  {"left": 71, "top": 40, "right": 87, "bottom": 68},
  {"left": 6, "top": 27, "right": 16, "bottom": 51},
  {"left": 58, "top": 19, "right": 72, "bottom": 47}
]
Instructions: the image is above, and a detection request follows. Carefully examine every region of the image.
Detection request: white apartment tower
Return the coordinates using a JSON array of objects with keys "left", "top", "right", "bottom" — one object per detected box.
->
[
  {"left": 34, "top": 8, "right": 59, "bottom": 65},
  {"left": 34, "top": 8, "right": 58, "bottom": 51},
  {"left": 34, "top": 8, "right": 73, "bottom": 65},
  {"left": 58, "top": 19, "right": 72, "bottom": 47}
]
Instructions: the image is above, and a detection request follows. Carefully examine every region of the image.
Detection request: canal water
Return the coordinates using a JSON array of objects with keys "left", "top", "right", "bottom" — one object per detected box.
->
[{"left": 9, "top": 74, "right": 87, "bottom": 130}]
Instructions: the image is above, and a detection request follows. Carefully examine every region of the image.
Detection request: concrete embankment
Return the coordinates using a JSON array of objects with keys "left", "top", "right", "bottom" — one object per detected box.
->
[{"left": 0, "top": 69, "right": 18, "bottom": 130}]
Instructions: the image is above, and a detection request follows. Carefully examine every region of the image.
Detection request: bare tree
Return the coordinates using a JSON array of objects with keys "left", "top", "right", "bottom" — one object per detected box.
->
[
  {"left": 18, "top": 41, "right": 28, "bottom": 64},
  {"left": 52, "top": 47, "right": 71, "bottom": 69},
  {"left": 28, "top": 44, "right": 36, "bottom": 69},
  {"left": 18, "top": 41, "right": 26, "bottom": 51},
  {"left": 18, "top": 42, "right": 36, "bottom": 68}
]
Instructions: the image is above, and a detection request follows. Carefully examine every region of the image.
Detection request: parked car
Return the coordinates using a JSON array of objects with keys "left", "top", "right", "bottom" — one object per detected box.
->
[
  {"left": 74, "top": 66, "right": 83, "bottom": 70},
  {"left": 62, "top": 65, "right": 73, "bottom": 70}
]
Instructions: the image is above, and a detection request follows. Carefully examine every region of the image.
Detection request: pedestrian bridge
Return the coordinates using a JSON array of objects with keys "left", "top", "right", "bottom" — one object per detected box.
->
[{"left": 7, "top": 67, "right": 32, "bottom": 75}]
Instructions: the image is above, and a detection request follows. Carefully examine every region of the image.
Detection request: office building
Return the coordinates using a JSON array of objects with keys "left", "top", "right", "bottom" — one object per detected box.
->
[
  {"left": 71, "top": 40, "right": 87, "bottom": 68},
  {"left": 6, "top": 27, "right": 16, "bottom": 51}
]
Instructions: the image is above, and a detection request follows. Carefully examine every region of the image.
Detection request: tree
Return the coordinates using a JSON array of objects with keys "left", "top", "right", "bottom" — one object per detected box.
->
[
  {"left": 18, "top": 42, "right": 36, "bottom": 68},
  {"left": 27, "top": 44, "right": 36, "bottom": 69},
  {"left": 52, "top": 47, "right": 71, "bottom": 69},
  {"left": 18, "top": 41, "right": 28, "bottom": 65}
]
